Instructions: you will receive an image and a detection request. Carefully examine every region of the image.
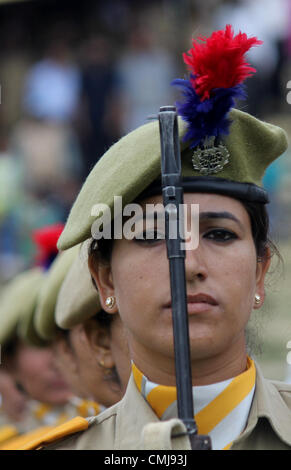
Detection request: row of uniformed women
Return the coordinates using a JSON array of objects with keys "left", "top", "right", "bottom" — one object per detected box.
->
[
  {"left": 0, "top": 236, "right": 131, "bottom": 449},
  {"left": 2, "top": 24, "right": 291, "bottom": 450}
]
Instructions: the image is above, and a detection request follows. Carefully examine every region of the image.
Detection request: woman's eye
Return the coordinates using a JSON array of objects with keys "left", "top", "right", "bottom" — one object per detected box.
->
[{"left": 203, "top": 229, "right": 238, "bottom": 242}]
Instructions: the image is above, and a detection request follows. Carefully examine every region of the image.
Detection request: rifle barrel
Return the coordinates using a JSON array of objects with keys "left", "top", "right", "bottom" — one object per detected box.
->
[{"left": 158, "top": 106, "right": 211, "bottom": 450}]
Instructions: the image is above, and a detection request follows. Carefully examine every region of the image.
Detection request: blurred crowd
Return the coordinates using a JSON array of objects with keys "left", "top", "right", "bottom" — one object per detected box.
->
[
  {"left": 0, "top": 0, "right": 181, "bottom": 283},
  {"left": 0, "top": 0, "right": 291, "bottom": 284}
]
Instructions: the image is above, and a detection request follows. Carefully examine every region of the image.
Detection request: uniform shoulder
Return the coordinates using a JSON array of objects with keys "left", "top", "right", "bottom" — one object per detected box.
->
[
  {"left": 271, "top": 379, "right": 291, "bottom": 391},
  {"left": 269, "top": 379, "right": 291, "bottom": 407},
  {"left": 1, "top": 425, "right": 53, "bottom": 450},
  {"left": 20, "top": 416, "right": 90, "bottom": 450},
  {"left": 22, "top": 403, "right": 119, "bottom": 450},
  {"left": 44, "top": 405, "right": 119, "bottom": 450}
]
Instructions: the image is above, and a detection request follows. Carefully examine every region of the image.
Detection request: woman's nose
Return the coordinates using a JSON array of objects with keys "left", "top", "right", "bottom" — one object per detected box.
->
[{"left": 185, "top": 245, "right": 207, "bottom": 282}]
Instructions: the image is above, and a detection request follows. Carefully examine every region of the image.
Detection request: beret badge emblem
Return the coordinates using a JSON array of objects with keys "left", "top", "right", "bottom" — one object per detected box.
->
[{"left": 192, "top": 136, "right": 230, "bottom": 176}]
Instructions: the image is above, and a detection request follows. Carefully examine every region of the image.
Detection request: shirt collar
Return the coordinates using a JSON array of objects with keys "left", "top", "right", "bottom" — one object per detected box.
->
[{"left": 116, "top": 362, "right": 291, "bottom": 449}]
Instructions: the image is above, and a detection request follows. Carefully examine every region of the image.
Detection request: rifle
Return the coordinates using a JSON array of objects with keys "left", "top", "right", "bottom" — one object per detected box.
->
[{"left": 158, "top": 106, "right": 212, "bottom": 450}]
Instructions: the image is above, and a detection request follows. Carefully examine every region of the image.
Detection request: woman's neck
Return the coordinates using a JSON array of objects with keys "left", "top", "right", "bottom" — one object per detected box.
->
[{"left": 131, "top": 337, "right": 248, "bottom": 386}]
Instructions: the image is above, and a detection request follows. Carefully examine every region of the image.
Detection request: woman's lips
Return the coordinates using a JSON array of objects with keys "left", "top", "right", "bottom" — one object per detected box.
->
[{"left": 164, "top": 293, "right": 218, "bottom": 315}]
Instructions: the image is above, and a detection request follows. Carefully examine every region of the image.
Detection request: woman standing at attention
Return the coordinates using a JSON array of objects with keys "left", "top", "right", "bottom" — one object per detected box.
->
[{"left": 28, "top": 25, "right": 291, "bottom": 450}]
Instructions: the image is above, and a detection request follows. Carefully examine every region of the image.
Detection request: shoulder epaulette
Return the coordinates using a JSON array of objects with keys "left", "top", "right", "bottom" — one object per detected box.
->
[
  {"left": 0, "top": 425, "right": 53, "bottom": 450},
  {"left": 19, "top": 416, "right": 89, "bottom": 450},
  {"left": 0, "top": 425, "right": 19, "bottom": 445}
]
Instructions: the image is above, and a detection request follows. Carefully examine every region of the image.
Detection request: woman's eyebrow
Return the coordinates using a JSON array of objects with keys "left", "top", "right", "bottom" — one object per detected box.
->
[{"left": 199, "top": 211, "right": 244, "bottom": 230}]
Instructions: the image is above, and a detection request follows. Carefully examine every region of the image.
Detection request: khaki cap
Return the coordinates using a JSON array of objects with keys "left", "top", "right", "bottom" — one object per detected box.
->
[
  {"left": 34, "top": 246, "right": 79, "bottom": 341},
  {"left": 0, "top": 268, "right": 44, "bottom": 347}
]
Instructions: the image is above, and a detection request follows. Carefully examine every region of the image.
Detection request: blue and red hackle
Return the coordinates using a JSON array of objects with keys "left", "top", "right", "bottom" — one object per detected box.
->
[
  {"left": 172, "top": 25, "right": 263, "bottom": 148},
  {"left": 32, "top": 223, "right": 64, "bottom": 270}
]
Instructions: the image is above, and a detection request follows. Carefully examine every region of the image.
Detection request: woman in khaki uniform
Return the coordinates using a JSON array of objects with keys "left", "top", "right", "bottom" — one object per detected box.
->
[
  {"left": 33, "top": 244, "right": 130, "bottom": 407},
  {"left": 0, "top": 246, "right": 130, "bottom": 450},
  {"left": 27, "top": 26, "right": 291, "bottom": 450},
  {"left": 0, "top": 269, "right": 73, "bottom": 448}
]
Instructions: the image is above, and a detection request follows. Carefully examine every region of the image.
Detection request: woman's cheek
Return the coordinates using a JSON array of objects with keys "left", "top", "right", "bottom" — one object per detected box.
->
[{"left": 224, "top": 250, "right": 257, "bottom": 314}]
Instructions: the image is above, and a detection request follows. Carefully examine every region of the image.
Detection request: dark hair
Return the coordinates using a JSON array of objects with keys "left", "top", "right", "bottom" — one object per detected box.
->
[
  {"left": 1, "top": 336, "right": 18, "bottom": 365},
  {"left": 240, "top": 200, "right": 281, "bottom": 263},
  {"left": 55, "top": 326, "right": 72, "bottom": 345}
]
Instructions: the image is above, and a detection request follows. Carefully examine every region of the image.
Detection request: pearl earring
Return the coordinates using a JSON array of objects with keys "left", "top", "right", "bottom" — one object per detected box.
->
[
  {"left": 105, "top": 296, "right": 116, "bottom": 309},
  {"left": 255, "top": 294, "right": 261, "bottom": 305}
]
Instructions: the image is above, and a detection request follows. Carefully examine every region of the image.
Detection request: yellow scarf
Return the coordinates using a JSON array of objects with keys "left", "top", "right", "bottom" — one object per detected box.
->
[{"left": 132, "top": 357, "right": 256, "bottom": 450}]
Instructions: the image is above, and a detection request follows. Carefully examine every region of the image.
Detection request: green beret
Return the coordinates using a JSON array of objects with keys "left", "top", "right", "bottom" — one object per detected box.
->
[
  {"left": 55, "top": 242, "right": 101, "bottom": 329},
  {"left": 57, "top": 109, "right": 288, "bottom": 251},
  {"left": 0, "top": 268, "right": 44, "bottom": 347},
  {"left": 34, "top": 246, "right": 79, "bottom": 341}
]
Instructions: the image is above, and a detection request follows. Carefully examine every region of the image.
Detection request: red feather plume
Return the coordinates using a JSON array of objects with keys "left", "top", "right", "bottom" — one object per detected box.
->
[
  {"left": 183, "top": 24, "right": 263, "bottom": 101},
  {"left": 32, "top": 223, "right": 64, "bottom": 267}
]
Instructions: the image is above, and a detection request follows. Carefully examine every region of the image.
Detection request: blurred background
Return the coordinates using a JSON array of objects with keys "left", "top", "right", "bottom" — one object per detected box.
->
[{"left": 0, "top": 0, "right": 291, "bottom": 381}]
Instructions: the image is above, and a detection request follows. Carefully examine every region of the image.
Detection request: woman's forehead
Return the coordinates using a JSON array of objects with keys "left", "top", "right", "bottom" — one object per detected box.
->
[{"left": 139, "top": 192, "right": 249, "bottom": 219}]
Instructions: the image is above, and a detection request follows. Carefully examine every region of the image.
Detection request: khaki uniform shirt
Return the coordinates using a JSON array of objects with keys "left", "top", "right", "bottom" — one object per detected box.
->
[{"left": 42, "top": 364, "right": 291, "bottom": 450}]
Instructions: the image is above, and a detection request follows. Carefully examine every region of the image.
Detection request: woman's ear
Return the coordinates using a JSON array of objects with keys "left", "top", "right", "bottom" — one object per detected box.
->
[
  {"left": 88, "top": 253, "right": 118, "bottom": 314},
  {"left": 82, "top": 319, "right": 115, "bottom": 371},
  {"left": 254, "top": 246, "right": 272, "bottom": 308}
]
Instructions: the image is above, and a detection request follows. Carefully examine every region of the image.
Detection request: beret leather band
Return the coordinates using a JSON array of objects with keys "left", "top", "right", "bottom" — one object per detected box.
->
[{"left": 140, "top": 177, "right": 269, "bottom": 204}]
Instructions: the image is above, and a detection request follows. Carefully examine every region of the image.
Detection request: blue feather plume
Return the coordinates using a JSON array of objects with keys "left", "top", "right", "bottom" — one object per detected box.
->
[{"left": 172, "top": 76, "right": 246, "bottom": 149}]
